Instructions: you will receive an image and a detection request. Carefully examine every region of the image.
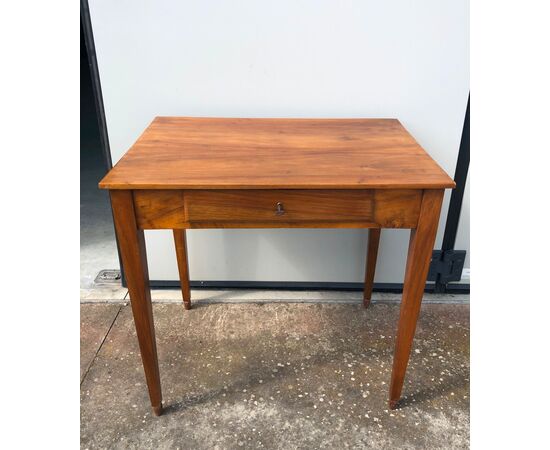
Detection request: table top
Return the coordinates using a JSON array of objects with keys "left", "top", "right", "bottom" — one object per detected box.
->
[{"left": 99, "top": 117, "right": 455, "bottom": 190}]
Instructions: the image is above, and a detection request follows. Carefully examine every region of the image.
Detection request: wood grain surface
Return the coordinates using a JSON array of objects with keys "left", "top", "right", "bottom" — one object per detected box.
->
[
  {"left": 132, "top": 189, "right": 423, "bottom": 229},
  {"left": 99, "top": 117, "right": 455, "bottom": 190},
  {"left": 363, "top": 228, "right": 381, "bottom": 308},
  {"left": 185, "top": 189, "right": 373, "bottom": 222},
  {"left": 173, "top": 229, "right": 191, "bottom": 310},
  {"left": 388, "top": 189, "right": 445, "bottom": 409},
  {"left": 110, "top": 190, "right": 163, "bottom": 416},
  {"left": 134, "top": 190, "right": 186, "bottom": 229}
]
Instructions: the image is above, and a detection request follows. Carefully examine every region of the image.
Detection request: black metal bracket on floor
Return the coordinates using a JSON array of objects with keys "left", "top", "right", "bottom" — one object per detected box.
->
[{"left": 427, "top": 250, "right": 466, "bottom": 284}]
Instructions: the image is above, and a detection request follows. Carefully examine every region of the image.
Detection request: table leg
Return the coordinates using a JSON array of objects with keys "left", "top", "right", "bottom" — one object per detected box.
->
[
  {"left": 110, "top": 190, "right": 163, "bottom": 416},
  {"left": 363, "top": 228, "right": 381, "bottom": 308},
  {"left": 389, "top": 190, "right": 444, "bottom": 409},
  {"left": 173, "top": 229, "right": 191, "bottom": 309}
]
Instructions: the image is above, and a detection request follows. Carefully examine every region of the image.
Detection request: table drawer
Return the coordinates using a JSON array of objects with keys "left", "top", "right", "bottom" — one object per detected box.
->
[{"left": 185, "top": 190, "right": 374, "bottom": 222}]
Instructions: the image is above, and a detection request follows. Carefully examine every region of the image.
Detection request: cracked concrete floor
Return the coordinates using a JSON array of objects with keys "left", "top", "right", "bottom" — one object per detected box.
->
[{"left": 80, "top": 302, "right": 469, "bottom": 449}]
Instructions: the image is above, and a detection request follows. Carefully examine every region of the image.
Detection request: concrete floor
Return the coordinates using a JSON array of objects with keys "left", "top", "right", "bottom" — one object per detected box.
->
[{"left": 81, "top": 301, "right": 469, "bottom": 449}]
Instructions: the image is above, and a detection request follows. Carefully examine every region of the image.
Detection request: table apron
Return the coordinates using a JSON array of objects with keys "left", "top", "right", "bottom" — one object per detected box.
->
[{"left": 132, "top": 189, "right": 424, "bottom": 230}]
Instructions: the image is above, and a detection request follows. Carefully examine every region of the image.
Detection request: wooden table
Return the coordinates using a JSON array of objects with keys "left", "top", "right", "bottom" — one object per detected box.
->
[{"left": 99, "top": 117, "right": 455, "bottom": 416}]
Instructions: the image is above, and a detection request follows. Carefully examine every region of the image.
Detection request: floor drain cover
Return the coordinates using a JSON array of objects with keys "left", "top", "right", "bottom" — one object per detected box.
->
[{"left": 94, "top": 269, "right": 121, "bottom": 284}]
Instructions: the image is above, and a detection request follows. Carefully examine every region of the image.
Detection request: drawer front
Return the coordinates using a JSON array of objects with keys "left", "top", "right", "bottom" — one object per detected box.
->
[
  {"left": 133, "top": 189, "right": 423, "bottom": 229},
  {"left": 185, "top": 190, "right": 374, "bottom": 222}
]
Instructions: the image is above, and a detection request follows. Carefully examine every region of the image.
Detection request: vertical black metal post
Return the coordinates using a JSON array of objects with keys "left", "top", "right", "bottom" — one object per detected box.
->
[{"left": 435, "top": 96, "right": 470, "bottom": 293}]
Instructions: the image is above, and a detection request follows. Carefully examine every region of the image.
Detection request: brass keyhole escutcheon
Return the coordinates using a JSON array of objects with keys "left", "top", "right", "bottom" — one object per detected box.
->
[{"left": 275, "top": 202, "right": 285, "bottom": 215}]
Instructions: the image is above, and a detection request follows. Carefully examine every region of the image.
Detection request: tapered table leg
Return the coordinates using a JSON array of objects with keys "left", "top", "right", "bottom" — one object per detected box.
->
[
  {"left": 173, "top": 229, "right": 191, "bottom": 310},
  {"left": 389, "top": 190, "right": 444, "bottom": 409},
  {"left": 111, "top": 190, "right": 163, "bottom": 416},
  {"left": 363, "top": 228, "right": 381, "bottom": 308}
]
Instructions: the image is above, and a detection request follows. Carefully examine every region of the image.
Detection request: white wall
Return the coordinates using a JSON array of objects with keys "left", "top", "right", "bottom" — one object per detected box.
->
[{"left": 89, "top": 0, "right": 469, "bottom": 283}]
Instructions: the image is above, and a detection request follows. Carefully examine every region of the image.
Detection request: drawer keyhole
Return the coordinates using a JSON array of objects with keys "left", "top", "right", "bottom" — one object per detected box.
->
[{"left": 275, "top": 202, "right": 285, "bottom": 215}]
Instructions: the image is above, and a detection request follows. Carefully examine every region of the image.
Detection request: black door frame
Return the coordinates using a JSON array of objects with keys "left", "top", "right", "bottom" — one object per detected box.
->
[
  {"left": 80, "top": 1, "right": 112, "bottom": 171},
  {"left": 81, "top": 1, "right": 126, "bottom": 286},
  {"left": 80, "top": 2, "right": 469, "bottom": 294}
]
